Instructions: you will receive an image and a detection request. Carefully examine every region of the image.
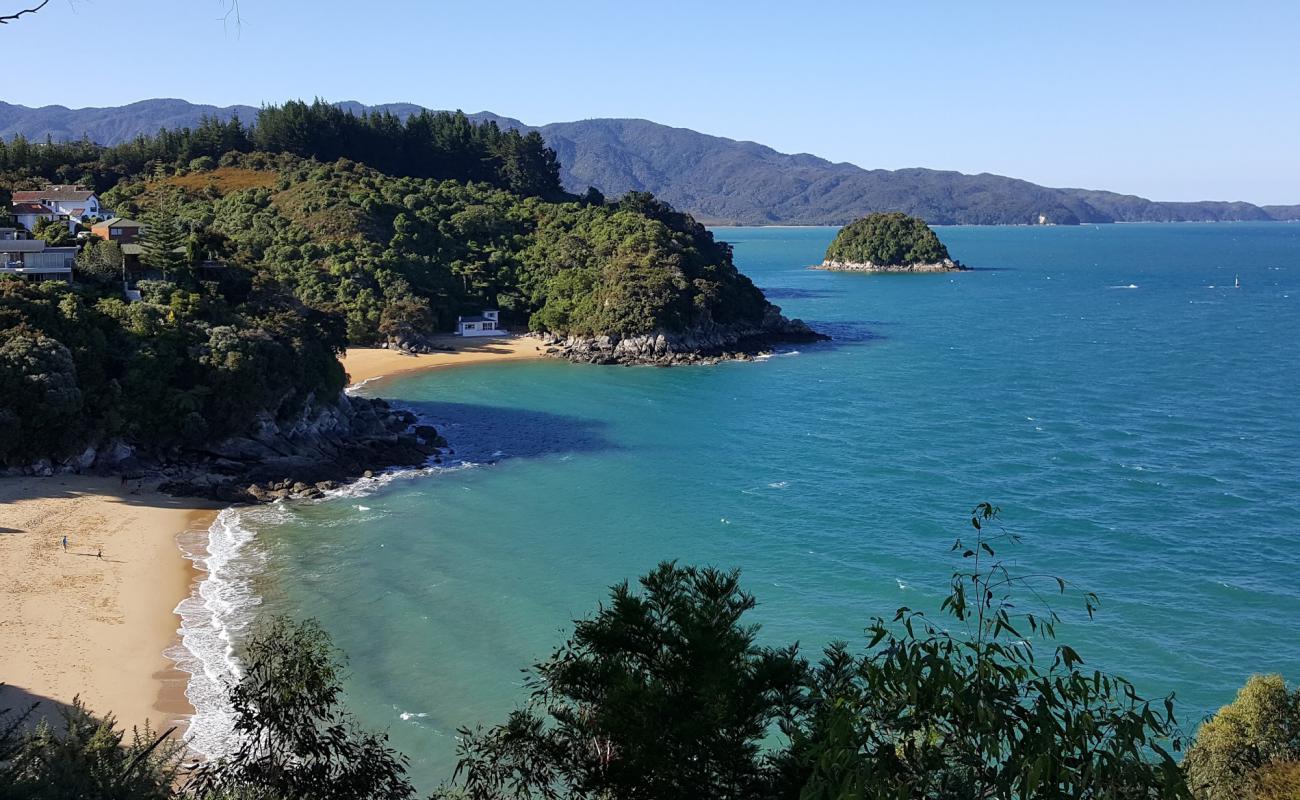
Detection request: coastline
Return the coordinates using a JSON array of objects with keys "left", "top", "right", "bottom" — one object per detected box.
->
[
  {"left": 342, "top": 334, "right": 544, "bottom": 386},
  {"left": 0, "top": 476, "right": 220, "bottom": 735},
  {"left": 0, "top": 334, "right": 545, "bottom": 748}
]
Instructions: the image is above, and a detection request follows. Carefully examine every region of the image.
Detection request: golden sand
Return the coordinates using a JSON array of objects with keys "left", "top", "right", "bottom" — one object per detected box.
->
[{"left": 0, "top": 476, "right": 219, "bottom": 733}]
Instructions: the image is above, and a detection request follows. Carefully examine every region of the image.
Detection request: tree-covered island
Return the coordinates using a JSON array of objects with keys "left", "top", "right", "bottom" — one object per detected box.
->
[{"left": 817, "top": 211, "right": 966, "bottom": 272}]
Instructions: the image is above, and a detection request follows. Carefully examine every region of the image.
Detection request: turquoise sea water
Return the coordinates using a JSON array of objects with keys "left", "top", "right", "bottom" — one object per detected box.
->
[{"left": 186, "top": 223, "right": 1300, "bottom": 790}]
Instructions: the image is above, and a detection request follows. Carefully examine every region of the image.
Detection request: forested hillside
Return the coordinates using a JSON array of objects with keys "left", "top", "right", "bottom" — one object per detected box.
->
[
  {"left": 102, "top": 153, "right": 775, "bottom": 345},
  {"left": 2, "top": 99, "right": 1294, "bottom": 225},
  {"left": 1, "top": 101, "right": 811, "bottom": 473}
]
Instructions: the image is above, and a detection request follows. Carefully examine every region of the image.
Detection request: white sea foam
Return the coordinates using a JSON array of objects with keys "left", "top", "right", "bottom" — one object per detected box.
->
[
  {"left": 319, "top": 463, "right": 465, "bottom": 501},
  {"left": 170, "top": 507, "right": 266, "bottom": 758},
  {"left": 171, "top": 441, "right": 479, "bottom": 757},
  {"left": 1108, "top": 284, "right": 1139, "bottom": 289},
  {"left": 344, "top": 376, "right": 382, "bottom": 395}
]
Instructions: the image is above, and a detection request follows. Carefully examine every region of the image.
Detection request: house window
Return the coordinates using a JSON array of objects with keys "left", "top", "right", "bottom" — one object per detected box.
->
[{"left": 110, "top": 229, "right": 121, "bottom": 236}]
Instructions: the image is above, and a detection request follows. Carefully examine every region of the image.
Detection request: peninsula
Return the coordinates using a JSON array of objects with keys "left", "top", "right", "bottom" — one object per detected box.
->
[
  {"left": 816, "top": 212, "right": 966, "bottom": 273},
  {"left": 1, "top": 101, "right": 825, "bottom": 499}
]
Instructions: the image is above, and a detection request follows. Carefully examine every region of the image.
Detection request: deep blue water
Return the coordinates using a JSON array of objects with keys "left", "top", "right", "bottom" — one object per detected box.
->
[{"left": 198, "top": 223, "right": 1300, "bottom": 789}]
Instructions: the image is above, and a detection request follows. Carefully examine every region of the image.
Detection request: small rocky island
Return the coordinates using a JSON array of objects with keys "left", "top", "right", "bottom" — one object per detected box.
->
[{"left": 817, "top": 212, "right": 965, "bottom": 272}]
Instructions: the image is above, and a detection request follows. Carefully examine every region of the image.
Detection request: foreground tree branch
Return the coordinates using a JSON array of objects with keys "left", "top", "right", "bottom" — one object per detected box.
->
[{"left": 0, "top": 0, "right": 51, "bottom": 24}]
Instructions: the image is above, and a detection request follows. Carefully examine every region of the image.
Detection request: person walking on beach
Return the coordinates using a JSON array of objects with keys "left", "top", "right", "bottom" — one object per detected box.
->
[
  {"left": 62, "top": 535, "right": 67, "bottom": 550},
  {"left": 97, "top": 547, "right": 102, "bottom": 559}
]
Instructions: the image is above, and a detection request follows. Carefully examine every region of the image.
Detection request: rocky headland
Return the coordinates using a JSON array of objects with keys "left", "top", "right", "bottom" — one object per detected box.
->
[
  {"left": 538, "top": 307, "right": 827, "bottom": 365},
  {"left": 3, "top": 392, "right": 447, "bottom": 504}
]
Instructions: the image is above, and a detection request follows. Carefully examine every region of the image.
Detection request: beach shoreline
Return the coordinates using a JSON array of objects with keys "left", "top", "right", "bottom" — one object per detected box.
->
[
  {"left": 0, "top": 476, "right": 220, "bottom": 736},
  {"left": 0, "top": 333, "right": 543, "bottom": 748},
  {"left": 342, "top": 333, "right": 544, "bottom": 387}
]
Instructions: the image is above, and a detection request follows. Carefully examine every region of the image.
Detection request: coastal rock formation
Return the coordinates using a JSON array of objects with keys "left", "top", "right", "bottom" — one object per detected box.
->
[
  {"left": 539, "top": 307, "right": 827, "bottom": 366},
  {"left": 160, "top": 393, "right": 446, "bottom": 502},
  {"left": 816, "top": 212, "right": 966, "bottom": 273},
  {"left": 6, "top": 393, "right": 446, "bottom": 504},
  {"left": 818, "top": 258, "right": 964, "bottom": 273}
]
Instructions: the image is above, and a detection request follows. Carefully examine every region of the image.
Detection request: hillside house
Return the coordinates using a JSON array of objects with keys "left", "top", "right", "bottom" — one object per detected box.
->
[
  {"left": 10, "top": 185, "right": 106, "bottom": 233},
  {"left": 91, "top": 217, "right": 145, "bottom": 244},
  {"left": 456, "top": 309, "right": 503, "bottom": 337},
  {"left": 0, "top": 229, "right": 75, "bottom": 281}
]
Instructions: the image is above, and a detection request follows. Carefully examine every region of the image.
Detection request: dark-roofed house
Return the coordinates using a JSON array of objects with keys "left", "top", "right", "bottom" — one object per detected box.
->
[{"left": 0, "top": 228, "right": 75, "bottom": 282}]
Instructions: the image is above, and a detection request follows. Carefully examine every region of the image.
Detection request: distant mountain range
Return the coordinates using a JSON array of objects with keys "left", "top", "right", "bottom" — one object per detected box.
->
[{"left": 3, "top": 99, "right": 1297, "bottom": 226}]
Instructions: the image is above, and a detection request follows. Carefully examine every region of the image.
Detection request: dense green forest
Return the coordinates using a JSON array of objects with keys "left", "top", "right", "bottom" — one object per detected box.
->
[
  {"left": 823, "top": 212, "right": 953, "bottom": 266},
  {"left": 100, "top": 153, "right": 770, "bottom": 344},
  {"left": 0, "top": 100, "right": 563, "bottom": 200},
  {"left": 4, "top": 506, "right": 1292, "bottom": 799},
  {"left": 0, "top": 275, "right": 345, "bottom": 466},
  {"left": 0, "top": 102, "right": 795, "bottom": 467}
]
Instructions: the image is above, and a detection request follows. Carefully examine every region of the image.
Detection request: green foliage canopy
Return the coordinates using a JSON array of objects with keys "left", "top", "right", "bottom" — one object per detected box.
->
[
  {"left": 184, "top": 616, "right": 414, "bottom": 800},
  {"left": 824, "top": 212, "right": 952, "bottom": 266},
  {"left": 107, "top": 157, "right": 770, "bottom": 344},
  {"left": 444, "top": 562, "right": 805, "bottom": 800},
  {"left": 1183, "top": 674, "right": 1300, "bottom": 800},
  {"left": 0, "top": 277, "right": 345, "bottom": 465}
]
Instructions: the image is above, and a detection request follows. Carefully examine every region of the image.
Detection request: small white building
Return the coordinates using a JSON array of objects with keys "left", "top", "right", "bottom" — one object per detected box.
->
[{"left": 456, "top": 309, "right": 504, "bottom": 337}]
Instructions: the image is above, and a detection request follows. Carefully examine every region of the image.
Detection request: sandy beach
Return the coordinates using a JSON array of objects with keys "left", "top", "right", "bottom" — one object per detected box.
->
[
  {"left": 0, "top": 336, "right": 539, "bottom": 740},
  {"left": 342, "top": 333, "right": 544, "bottom": 386},
  {"left": 0, "top": 476, "right": 219, "bottom": 734}
]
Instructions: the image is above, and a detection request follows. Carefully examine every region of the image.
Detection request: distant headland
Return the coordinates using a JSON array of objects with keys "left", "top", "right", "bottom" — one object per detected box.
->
[{"left": 816, "top": 213, "right": 966, "bottom": 273}]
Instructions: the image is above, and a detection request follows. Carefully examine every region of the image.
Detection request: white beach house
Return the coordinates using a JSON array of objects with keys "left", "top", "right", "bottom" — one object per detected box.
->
[{"left": 456, "top": 309, "right": 503, "bottom": 337}]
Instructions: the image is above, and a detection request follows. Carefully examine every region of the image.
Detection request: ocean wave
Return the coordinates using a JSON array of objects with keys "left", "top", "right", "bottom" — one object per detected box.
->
[
  {"left": 170, "top": 507, "right": 264, "bottom": 758},
  {"left": 344, "top": 376, "right": 382, "bottom": 395}
]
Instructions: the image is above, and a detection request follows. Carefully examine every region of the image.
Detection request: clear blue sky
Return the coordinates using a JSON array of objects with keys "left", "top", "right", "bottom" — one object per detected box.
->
[{"left": 5, "top": 0, "right": 1298, "bottom": 203}]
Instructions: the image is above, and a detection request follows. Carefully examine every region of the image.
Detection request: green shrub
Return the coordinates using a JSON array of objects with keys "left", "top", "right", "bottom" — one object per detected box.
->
[{"left": 1184, "top": 674, "right": 1300, "bottom": 800}]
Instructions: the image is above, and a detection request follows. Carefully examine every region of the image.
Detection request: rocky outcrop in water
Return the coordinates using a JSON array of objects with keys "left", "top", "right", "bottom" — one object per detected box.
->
[
  {"left": 538, "top": 307, "right": 827, "bottom": 365},
  {"left": 816, "top": 258, "right": 966, "bottom": 273},
  {"left": 5, "top": 393, "right": 447, "bottom": 504}
]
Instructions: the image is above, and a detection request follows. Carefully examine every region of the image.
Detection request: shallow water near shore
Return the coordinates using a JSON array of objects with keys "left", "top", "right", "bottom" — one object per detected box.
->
[{"left": 191, "top": 223, "right": 1300, "bottom": 789}]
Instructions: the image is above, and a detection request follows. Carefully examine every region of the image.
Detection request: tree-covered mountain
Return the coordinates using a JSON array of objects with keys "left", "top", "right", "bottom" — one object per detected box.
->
[{"left": 2, "top": 99, "right": 1295, "bottom": 225}]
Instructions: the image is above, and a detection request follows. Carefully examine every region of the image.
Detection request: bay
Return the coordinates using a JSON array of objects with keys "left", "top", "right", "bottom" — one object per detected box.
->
[{"left": 205, "top": 222, "right": 1300, "bottom": 790}]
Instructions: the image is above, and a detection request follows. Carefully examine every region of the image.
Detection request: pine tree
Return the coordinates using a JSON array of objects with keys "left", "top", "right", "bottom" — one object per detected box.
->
[{"left": 139, "top": 215, "right": 187, "bottom": 281}]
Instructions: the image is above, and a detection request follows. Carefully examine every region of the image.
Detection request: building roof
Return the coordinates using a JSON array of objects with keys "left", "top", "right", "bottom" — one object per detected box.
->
[
  {"left": 93, "top": 217, "right": 143, "bottom": 229},
  {"left": 0, "top": 240, "right": 48, "bottom": 253},
  {"left": 458, "top": 316, "right": 496, "bottom": 323},
  {"left": 10, "top": 202, "right": 53, "bottom": 215},
  {"left": 13, "top": 186, "right": 97, "bottom": 203},
  {"left": 120, "top": 244, "right": 143, "bottom": 256}
]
